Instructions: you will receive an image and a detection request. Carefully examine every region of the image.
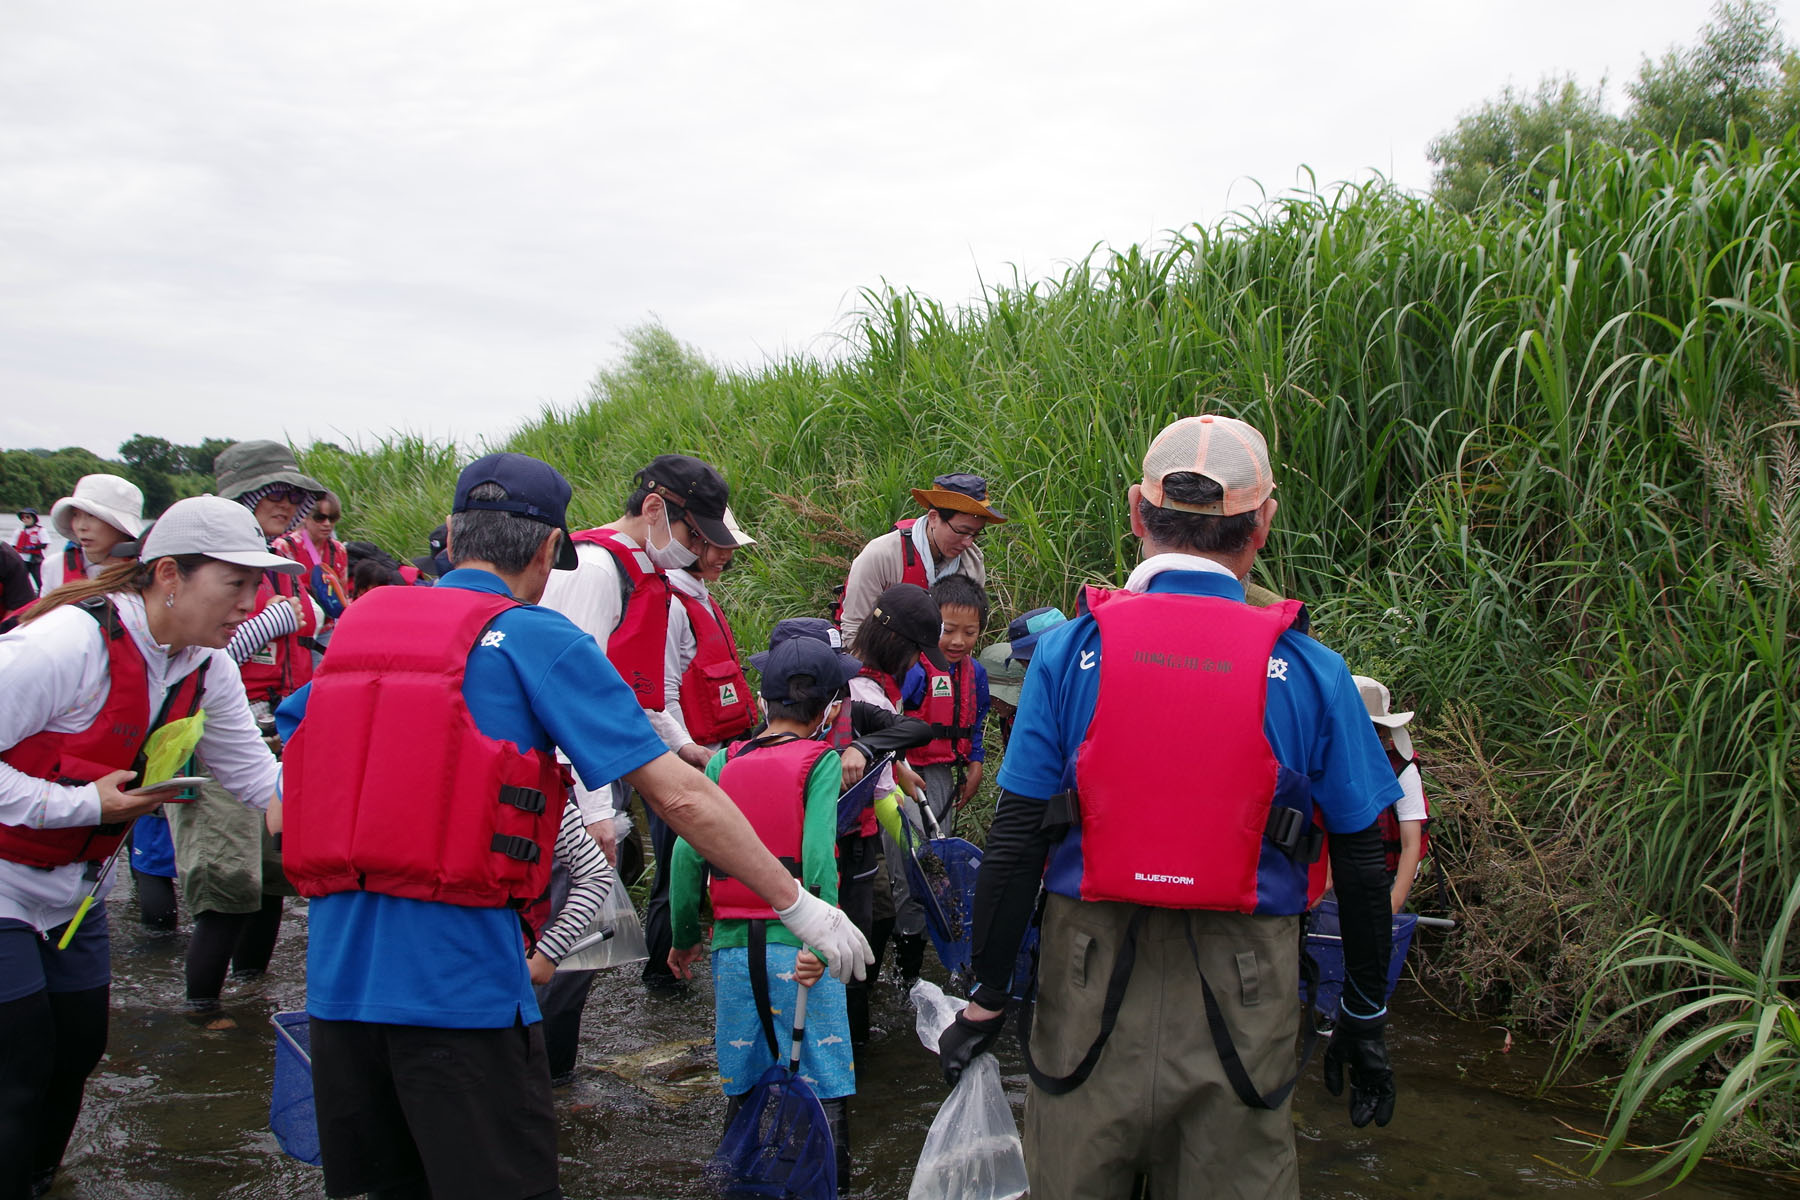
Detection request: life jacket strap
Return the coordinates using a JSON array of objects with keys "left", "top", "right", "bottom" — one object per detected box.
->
[{"left": 1264, "top": 805, "right": 1325, "bottom": 863}]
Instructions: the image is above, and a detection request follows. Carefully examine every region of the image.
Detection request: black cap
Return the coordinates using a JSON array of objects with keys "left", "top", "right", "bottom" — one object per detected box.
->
[
  {"left": 427, "top": 523, "right": 448, "bottom": 554},
  {"left": 635, "top": 454, "right": 733, "bottom": 547},
  {"left": 870, "top": 583, "right": 951, "bottom": 670},
  {"left": 750, "top": 636, "right": 861, "bottom": 703},
  {"left": 452, "top": 453, "right": 578, "bottom": 570}
]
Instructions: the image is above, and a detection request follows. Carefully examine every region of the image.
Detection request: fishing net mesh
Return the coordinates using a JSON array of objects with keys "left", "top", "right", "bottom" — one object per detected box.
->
[{"left": 706, "top": 1064, "right": 838, "bottom": 1200}]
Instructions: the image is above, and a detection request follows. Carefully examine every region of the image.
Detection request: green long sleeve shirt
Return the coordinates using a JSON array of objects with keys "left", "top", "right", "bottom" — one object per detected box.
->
[{"left": 670, "top": 740, "right": 843, "bottom": 952}]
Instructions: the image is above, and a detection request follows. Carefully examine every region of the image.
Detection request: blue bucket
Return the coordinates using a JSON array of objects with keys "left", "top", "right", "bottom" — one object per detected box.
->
[
  {"left": 270, "top": 1011, "right": 323, "bottom": 1166},
  {"left": 1303, "top": 899, "right": 1417, "bottom": 1018}
]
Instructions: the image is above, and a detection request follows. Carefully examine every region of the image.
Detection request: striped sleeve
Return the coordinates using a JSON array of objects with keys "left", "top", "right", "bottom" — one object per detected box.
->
[
  {"left": 224, "top": 600, "right": 299, "bottom": 665},
  {"left": 535, "top": 802, "right": 615, "bottom": 964}
]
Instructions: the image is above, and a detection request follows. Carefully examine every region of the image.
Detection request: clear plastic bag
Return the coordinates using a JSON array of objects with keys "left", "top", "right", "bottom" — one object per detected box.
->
[
  {"left": 908, "top": 981, "right": 1029, "bottom": 1200},
  {"left": 557, "top": 878, "right": 649, "bottom": 971}
]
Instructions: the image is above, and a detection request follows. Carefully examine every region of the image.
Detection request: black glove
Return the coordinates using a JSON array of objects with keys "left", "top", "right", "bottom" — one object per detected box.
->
[
  {"left": 936, "top": 1007, "right": 1006, "bottom": 1086},
  {"left": 1322, "top": 1010, "right": 1396, "bottom": 1127}
]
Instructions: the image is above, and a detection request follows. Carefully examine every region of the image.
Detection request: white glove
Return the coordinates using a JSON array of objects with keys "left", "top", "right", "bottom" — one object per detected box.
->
[{"left": 775, "top": 888, "right": 873, "bottom": 984}]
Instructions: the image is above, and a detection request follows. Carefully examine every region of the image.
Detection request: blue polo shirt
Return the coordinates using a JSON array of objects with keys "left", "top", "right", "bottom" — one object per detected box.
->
[
  {"left": 290, "top": 569, "right": 667, "bottom": 1028},
  {"left": 996, "top": 567, "right": 1399, "bottom": 903}
]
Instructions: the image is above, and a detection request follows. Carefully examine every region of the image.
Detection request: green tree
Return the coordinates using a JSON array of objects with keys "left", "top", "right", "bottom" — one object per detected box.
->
[
  {"left": 1628, "top": 0, "right": 1794, "bottom": 146},
  {"left": 178, "top": 437, "right": 232, "bottom": 477},
  {"left": 1427, "top": 77, "right": 1622, "bottom": 211}
]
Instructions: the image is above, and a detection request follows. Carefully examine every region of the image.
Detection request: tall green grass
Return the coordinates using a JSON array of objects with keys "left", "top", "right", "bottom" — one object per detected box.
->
[{"left": 303, "top": 137, "right": 1800, "bottom": 1149}]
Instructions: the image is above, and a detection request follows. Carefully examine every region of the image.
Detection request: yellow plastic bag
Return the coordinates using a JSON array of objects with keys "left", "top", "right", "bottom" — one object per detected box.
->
[{"left": 141, "top": 711, "right": 206, "bottom": 788}]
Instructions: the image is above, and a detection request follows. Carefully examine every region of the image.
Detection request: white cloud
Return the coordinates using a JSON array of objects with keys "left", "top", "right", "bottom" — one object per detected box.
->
[{"left": 2, "top": 0, "right": 1785, "bottom": 456}]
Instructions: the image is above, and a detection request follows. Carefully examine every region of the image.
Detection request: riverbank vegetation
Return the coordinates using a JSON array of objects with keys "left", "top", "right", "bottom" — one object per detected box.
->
[{"left": 301, "top": 132, "right": 1800, "bottom": 1170}]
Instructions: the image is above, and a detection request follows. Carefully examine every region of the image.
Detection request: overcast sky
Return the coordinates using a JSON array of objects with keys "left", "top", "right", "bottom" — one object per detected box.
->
[{"left": 4, "top": 1, "right": 1793, "bottom": 458}]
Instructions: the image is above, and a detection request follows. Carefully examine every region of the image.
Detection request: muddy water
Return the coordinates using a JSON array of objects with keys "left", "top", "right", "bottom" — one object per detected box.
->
[{"left": 56, "top": 896, "right": 1794, "bottom": 1199}]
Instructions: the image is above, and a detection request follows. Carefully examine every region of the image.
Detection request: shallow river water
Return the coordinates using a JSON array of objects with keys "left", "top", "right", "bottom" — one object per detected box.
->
[{"left": 55, "top": 895, "right": 1797, "bottom": 1199}]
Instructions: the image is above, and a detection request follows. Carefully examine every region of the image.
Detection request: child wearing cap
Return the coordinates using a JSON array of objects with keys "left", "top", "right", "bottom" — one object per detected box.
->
[
  {"left": 667, "top": 635, "right": 859, "bottom": 1190},
  {"left": 977, "top": 605, "right": 1069, "bottom": 745},
  {"left": 1354, "top": 676, "right": 1430, "bottom": 914}
]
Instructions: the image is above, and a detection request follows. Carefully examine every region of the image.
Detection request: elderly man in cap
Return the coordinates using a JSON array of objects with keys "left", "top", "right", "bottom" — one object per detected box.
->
[
  {"left": 539, "top": 452, "right": 753, "bottom": 997},
  {"left": 836, "top": 472, "right": 1005, "bottom": 645},
  {"left": 281, "top": 452, "right": 870, "bottom": 1200},
  {"left": 938, "top": 414, "right": 1402, "bottom": 1199}
]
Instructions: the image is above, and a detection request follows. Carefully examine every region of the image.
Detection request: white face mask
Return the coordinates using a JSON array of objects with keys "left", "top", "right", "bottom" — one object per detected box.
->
[{"left": 645, "top": 501, "right": 698, "bottom": 571}]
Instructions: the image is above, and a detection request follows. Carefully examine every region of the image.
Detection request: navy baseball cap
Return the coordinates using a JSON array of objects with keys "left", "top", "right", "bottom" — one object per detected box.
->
[
  {"left": 767, "top": 617, "right": 845, "bottom": 651},
  {"left": 750, "top": 636, "right": 861, "bottom": 703},
  {"left": 452, "top": 453, "right": 578, "bottom": 570}
]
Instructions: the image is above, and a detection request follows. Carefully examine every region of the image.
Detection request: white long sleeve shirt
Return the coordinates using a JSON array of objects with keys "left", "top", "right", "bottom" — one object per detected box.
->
[
  {"left": 538, "top": 535, "right": 693, "bottom": 824},
  {"left": 0, "top": 593, "right": 280, "bottom": 930}
]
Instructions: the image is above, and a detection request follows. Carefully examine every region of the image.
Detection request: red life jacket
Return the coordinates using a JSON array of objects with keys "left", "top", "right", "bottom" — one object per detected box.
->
[
  {"left": 1375, "top": 751, "right": 1429, "bottom": 875},
  {"left": 275, "top": 530, "right": 349, "bottom": 581},
  {"left": 63, "top": 542, "right": 84, "bottom": 576},
  {"left": 283, "top": 586, "right": 569, "bottom": 908},
  {"left": 0, "top": 597, "right": 210, "bottom": 869},
  {"left": 832, "top": 519, "right": 928, "bottom": 624},
  {"left": 570, "top": 528, "right": 672, "bottom": 711},
  {"left": 906, "top": 656, "right": 977, "bottom": 766},
  {"left": 708, "top": 735, "right": 832, "bottom": 920},
  {"left": 237, "top": 566, "right": 317, "bottom": 705},
  {"left": 673, "top": 588, "right": 755, "bottom": 745},
  {"left": 1071, "top": 586, "right": 1312, "bottom": 913},
  {"left": 857, "top": 665, "right": 902, "bottom": 709}
]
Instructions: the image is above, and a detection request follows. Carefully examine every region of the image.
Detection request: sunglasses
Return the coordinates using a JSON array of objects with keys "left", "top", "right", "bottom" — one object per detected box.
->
[
  {"left": 312, "top": 512, "right": 339, "bottom": 523},
  {"left": 265, "top": 486, "right": 312, "bottom": 504}
]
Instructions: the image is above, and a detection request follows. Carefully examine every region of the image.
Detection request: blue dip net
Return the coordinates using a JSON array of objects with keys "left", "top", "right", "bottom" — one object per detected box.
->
[
  {"left": 902, "top": 824, "right": 984, "bottom": 984},
  {"left": 707, "top": 1063, "right": 838, "bottom": 1200},
  {"left": 269, "top": 1011, "right": 323, "bottom": 1166}
]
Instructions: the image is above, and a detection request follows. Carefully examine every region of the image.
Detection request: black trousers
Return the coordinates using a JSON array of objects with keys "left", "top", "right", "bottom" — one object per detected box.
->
[
  {"left": 640, "top": 803, "right": 679, "bottom": 988},
  {"left": 0, "top": 986, "right": 108, "bottom": 1200},
  {"left": 310, "top": 1017, "right": 563, "bottom": 1200},
  {"left": 835, "top": 833, "right": 879, "bottom": 1049}
]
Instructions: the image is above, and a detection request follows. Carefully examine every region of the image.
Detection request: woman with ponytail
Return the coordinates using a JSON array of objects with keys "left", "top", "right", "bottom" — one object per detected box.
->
[{"left": 0, "top": 495, "right": 297, "bottom": 1198}]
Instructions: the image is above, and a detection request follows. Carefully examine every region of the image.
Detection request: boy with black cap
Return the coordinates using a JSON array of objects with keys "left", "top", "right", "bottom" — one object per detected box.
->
[
  {"left": 282, "top": 452, "right": 870, "bottom": 1200},
  {"left": 667, "top": 634, "right": 863, "bottom": 1188},
  {"left": 538, "top": 452, "right": 751, "bottom": 996},
  {"left": 836, "top": 472, "right": 1005, "bottom": 644}
]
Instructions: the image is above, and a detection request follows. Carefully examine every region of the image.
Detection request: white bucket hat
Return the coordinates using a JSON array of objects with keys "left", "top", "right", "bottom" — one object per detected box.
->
[
  {"left": 140, "top": 495, "right": 304, "bottom": 575},
  {"left": 50, "top": 474, "right": 148, "bottom": 540},
  {"left": 1353, "top": 675, "right": 1414, "bottom": 760}
]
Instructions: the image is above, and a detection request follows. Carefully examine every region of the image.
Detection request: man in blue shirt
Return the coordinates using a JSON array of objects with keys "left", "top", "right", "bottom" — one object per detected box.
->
[
  {"left": 280, "top": 453, "right": 871, "bottom": 1200},
  {"left": 937, "top": 415, "right": 1402, "bottom": 1199}
]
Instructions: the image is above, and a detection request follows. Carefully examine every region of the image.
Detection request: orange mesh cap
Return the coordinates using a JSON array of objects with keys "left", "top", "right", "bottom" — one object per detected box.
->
[{"left": 1139, "top": 414, "right": 1275, "bottom": 516}]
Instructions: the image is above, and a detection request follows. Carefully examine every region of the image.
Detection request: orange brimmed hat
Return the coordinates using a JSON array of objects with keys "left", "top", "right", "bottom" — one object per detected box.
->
[
  {"left": 910, "top": 473, "right": 1007, "bottom": 523},
  {"left": 1140, "top": 415, "right": 1274, "bottom": 516}
]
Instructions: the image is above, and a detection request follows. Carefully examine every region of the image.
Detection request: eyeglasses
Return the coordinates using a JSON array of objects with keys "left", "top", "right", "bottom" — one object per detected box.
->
[
  {"left": 944, "top": 520, "right": 986, "bottom": 541},
  {"left": 266, "top": 486, "right": 311, "bottom": 504}
]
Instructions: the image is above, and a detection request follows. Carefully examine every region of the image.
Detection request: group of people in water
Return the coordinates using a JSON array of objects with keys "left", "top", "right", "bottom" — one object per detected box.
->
[{"left": 1, "top": 415, "right": 1427, "bottom": 1200}]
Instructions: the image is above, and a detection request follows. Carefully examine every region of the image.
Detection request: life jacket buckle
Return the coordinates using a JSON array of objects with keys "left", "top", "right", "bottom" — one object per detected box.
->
[
  {"left": 490, "top": 834, "right": 541, "bottom": 864},
  {"left": 498, "top": 785, "right": 547, "bottom": 814},
  {"left": 1264, "top": 806, "right": 1323, "bottom": 863},
  {"left": 1041, "top": 789, "right": 1080, "bottom": 831}
]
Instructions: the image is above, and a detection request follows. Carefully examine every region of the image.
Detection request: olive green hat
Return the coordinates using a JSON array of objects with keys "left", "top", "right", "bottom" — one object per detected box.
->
[{"left": 213, "top": 440, "right": 326, "bottom": 503}]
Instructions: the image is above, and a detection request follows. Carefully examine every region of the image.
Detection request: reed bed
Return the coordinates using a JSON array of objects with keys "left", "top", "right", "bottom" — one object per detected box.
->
[{"left": 303, "top": 138, "right": 1800, "bottom": 1121}]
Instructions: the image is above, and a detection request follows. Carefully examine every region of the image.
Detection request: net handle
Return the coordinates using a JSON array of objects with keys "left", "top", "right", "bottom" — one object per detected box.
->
[{"left": 788, "top": 983, "right": 809, "bottom": 1074}]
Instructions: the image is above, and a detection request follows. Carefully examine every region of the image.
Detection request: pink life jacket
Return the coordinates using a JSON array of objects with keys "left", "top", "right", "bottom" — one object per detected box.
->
[
  {"left": 674, "top": 589, "right": 756, "bottom": 746},
  {"left": 708, "top": 736, "right": 833, "bottom": 920},
  {"left": 832, "top": 519, "right": 928, "bottom": 625},
  {"left": 570, "top": 529, "right": 672, "bottom": 711},
  {"left": 283, "top": 586, "right": 568, "bottom": 909},
  {"left": 906, "top": 655, "right": 977, "bottom": 766},
  {"left": 0, "top": 597, "right": 209, "bottom": 869},
  {"left": 237, "top": 565, "right": 317, "bottom": 706},
  {"left": 1071, "top": 586, "right": 1305, "bottom": 913}
]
